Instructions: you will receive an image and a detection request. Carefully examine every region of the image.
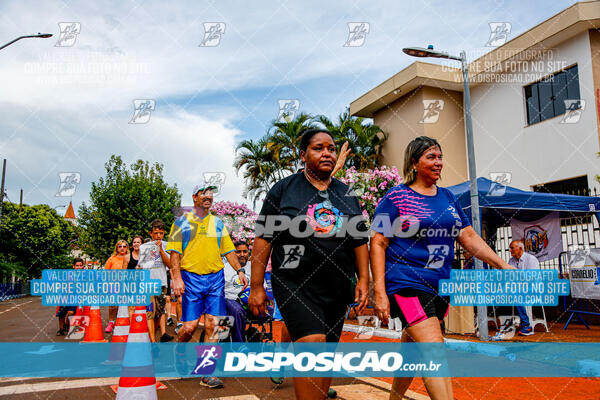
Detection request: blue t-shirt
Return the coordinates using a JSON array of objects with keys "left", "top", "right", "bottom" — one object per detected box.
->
[{"left": 372, "top": 184, "right": 471, "bottom": 295}]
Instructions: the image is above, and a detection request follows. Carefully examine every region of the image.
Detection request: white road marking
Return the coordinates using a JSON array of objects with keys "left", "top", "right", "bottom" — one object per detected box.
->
[
  {"left": 0, "top": 300, "right": 33, "bottom": 315},
  {"left": 0, "top": 376, "right": 179, "bottom": 395}
]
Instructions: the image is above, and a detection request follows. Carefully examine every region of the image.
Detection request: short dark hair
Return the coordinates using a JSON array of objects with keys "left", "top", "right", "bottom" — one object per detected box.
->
[
  {"left": 233, "top": 240, "right": 248, "bottom": 248},
  {"left": 73, "top": 257, "right": 84, "bottom": 265},
  {"left": 299, "top": 128, "right": 334, "bottom": 152},
  {"left": 131, "top": 235, "right": 144, "bottom": 245},
  {"left": 149, "top": 219, "right": 166, "bottom": 232}
]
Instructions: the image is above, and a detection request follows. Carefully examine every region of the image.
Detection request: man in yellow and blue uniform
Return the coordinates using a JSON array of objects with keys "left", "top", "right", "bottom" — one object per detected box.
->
[{"left": 167, "top": 184, "right": 247, "bottom": 389}]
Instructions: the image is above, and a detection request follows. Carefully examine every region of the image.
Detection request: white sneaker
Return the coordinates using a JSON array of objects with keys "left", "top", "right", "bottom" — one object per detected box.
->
[{"left": 175, "top": 323, "right": 183, "bottom": 334}]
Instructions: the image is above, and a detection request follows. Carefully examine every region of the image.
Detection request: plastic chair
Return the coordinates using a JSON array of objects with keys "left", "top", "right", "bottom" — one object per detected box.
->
[{"left": 526, "top": 305, "right": 549, "bottom": 332}]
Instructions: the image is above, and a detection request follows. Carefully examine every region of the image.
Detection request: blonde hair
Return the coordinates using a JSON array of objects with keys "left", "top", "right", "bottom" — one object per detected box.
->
[
  {"left": 403, "top": 136, "right": 442, "bottom": 185},
  {"left": 112, "top": 239, "right": 130, "bottom": 256}
]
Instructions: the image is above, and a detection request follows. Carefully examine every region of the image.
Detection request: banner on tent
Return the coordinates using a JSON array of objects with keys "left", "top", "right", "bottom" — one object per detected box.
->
[
  {"left": 567, "top": 249, "right": 600, "bottom": 300},
  {"left": 510, "top": 211, "right": 562, "bottom": 262}
]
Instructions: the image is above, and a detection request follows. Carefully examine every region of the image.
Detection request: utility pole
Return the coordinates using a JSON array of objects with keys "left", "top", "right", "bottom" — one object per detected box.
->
[{"left": 19, "top": 189, "right": 23, "bottom": 212}]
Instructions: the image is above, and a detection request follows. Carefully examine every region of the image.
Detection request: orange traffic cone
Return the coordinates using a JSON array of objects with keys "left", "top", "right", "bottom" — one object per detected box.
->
[
  {"left": 113, "top": 306, "right": 165, "bottom": 398},
  {"left": 82, "top": 305, "right": 107, "bottom": 343},
  {"left": 75, "top": 306, "right": 84, "bottom": 316},
  {"left": 83, "top": 306, "right": 90, "bottom": 317},
  {"left": 105, "top": 305, "right": 130, "bottom": 363}
]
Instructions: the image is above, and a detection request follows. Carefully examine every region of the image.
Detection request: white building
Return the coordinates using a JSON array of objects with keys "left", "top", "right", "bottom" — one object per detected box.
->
[{"left": 351, "top": 1, "right": 600, "bottom": 195}]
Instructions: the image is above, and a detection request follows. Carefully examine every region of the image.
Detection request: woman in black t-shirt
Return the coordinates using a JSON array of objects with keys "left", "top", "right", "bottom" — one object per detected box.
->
[
  {"left": 249, "top": 129, "right": 370, "bottom": 400},
  {"left": 126, "top": 235, "right": 143, "bottom": 270}
]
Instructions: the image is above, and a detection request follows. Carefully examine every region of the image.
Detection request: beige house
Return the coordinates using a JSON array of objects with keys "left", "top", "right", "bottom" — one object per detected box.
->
[{"left": 351, "top": 1, "right": 600, "bottom": 193}]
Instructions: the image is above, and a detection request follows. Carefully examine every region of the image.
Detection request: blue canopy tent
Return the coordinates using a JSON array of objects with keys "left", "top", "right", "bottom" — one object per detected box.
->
[
  {"left": 447, "top": 177, "right": 600, "bottom": 329},
  {"left": 446, "top": 177, "right": 600, "bottom": 226}
]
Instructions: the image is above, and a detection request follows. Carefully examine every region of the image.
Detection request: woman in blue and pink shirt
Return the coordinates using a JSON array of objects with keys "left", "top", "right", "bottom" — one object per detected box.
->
[{"left": 370, "top": 136, "right": 513, "bottom": 400}]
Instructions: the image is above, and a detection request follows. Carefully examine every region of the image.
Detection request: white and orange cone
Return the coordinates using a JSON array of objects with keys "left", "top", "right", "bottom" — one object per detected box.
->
[
  {"left": 105, "top": 305, "right": 130, "bottom": 363},
  {"left": 112, "top": 306, "right": 165, "bottom": 398}
]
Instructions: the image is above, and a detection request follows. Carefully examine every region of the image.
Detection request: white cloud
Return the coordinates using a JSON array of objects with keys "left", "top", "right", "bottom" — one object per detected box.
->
[{"left": 0, "top": 0, "right": 576, "bottom": 213}]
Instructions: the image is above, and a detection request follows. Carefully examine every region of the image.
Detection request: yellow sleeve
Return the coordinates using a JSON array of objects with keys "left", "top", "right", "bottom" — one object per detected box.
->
[
  {"left": 166, "top": 221, "right": 183, "bottom": 254},
  {"left": 220, "top": 225, "right": 236, "bottom": 256}
]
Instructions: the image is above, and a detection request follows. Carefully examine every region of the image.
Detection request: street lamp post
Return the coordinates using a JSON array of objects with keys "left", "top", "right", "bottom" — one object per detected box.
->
[
  {"left": 403, "top": 45, "right": 489, "bottom": 341},
  {"left": 0, "top": 33, "right": 53, "bottom": 51}
]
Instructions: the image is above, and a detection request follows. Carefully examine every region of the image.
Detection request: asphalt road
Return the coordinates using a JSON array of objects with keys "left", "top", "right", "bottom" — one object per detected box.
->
[{"left": 0, "top": 297, "right": 424, "bottom": 400}]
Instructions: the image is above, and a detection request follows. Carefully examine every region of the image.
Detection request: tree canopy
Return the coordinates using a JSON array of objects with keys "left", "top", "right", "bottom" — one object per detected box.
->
[
  {"left": 0, "top": 202, "right": 75, "bottom": 280},
  {"left": 78, "top": 155, "right": 180, "bottom": 261}
]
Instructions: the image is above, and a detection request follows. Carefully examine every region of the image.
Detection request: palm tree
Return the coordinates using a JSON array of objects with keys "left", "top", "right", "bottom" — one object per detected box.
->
[
  {"left": 318, "top": 108, "right": 387, "bottom": 170},
  {"left": 267, "top": 112, "right": 318, "bottom": 173},
  {"left": 234, "top": 137, "right": 279, "bottom": 206},
  {"left": 235, "top": 109, "right": 387, "bottom": 206}
]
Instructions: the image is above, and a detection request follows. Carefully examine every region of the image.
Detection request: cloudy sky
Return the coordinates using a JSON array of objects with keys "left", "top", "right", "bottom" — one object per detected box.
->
[{"left": 0, "top": 0, "right": 577, "bottom": 214}]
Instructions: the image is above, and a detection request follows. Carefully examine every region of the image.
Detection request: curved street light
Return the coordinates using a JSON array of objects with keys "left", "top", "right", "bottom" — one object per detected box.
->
[
  {"left": 0, "top": 33, "right": 53, "bottom": 51},
  {"left": 403, "top": 45, "right": 489, "bottom": 340}
]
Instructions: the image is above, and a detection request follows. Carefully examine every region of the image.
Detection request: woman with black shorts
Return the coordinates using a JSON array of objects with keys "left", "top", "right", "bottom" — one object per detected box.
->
[
  {"left": 371, "top": 136, "right": 513, "bottom": 400},
  {"left": 249, "top": 129, "right": 370, "bottom": 399}
]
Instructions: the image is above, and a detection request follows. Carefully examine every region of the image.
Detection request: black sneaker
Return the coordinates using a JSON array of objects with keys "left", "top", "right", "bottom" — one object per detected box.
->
[
  {"left": 160, "top": 333, "right": 174, "bottom": 342},
  {"left": 200, "top": 376, "right": 223, "bottom": 388},
  {"left": 167, "top": 317, "right": 174, "bottom": 326},
  {"left": 328, "top": 388, "right": 337, "bottom": 398},
  {"left": 270, "top": 376, "right": 284, "bottom": 385},
  {"left": 56, "top": 329, "right": 66, "bottom": 336}
]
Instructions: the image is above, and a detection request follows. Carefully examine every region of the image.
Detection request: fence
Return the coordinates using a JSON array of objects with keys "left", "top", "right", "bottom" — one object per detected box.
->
[
  {"left": 0, "top": 282, "right": 27, "bottom": 302},
  {"left": 494, "top": 215, "right": 600, "bottom": 271},
  {"left": 493, "top": 213, "right": 600, "bottom": 326}
]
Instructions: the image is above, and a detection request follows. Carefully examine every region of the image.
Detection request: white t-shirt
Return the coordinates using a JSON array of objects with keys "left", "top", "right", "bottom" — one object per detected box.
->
[
  {"left": 223, "top": 260, "right": 251, "bottom": 300},
  {"left": 138, "top": 240, "right": 168, "bottom": 287},
  {"left": 508, "top": 251, "right": 540, "bottom": 270}
]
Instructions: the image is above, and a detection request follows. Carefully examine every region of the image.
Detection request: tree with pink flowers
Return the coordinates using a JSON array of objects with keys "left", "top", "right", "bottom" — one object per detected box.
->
[
  {"left": 210, "top": 200, "right": 258, "bottom": 244},
  {"left": 336, "top": 166, "right": 403, "bottom": 223}
]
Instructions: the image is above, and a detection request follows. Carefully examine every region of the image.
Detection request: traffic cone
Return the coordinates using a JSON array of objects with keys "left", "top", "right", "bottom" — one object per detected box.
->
[
  {"left": 83, "top": 306, "right": 90, "bottom": 317},
  {"left": 105, "top": 305, "right": 130, "bottom": 363},
  {"left": 75, "top": 306, "right": 84, "bottom": 316},
  {"left": 112, "top": 306, "right": 165, "bottom": 398},
  {"left": 82, "top": 305, "right": 107, "bottom": 343}
]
